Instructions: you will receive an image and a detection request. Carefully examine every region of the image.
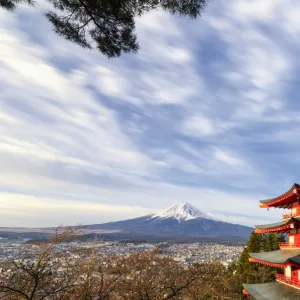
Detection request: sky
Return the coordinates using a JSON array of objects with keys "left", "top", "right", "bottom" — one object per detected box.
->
[{"left": 1, "top": 0, "right": 300, "bottom": 227}]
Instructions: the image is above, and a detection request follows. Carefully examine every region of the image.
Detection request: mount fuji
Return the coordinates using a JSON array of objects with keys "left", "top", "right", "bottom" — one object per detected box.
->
[
  {"left": 85, "top": 202, "right": 253, "bottom": 242},
  {"left": 151, "top": 202, "right": 213, "bottom": 222}
]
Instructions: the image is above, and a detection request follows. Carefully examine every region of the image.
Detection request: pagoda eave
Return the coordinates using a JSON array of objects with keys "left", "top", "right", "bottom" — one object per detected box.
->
[
  {"left": 249, "top": 257, "right": 287, "bottom": 268},
  {"left": 254, "top": 217, "right": 300, "bottom": 234},
  {"left": 249, "top": 249, "right": 300, "bottom": 266},
  {"left": 255, "top": 228, "right": 288, "bottom": 234},
  {"left": 259, "top": 199, "right": 298, "bottom": 209},
  {"left": 255, "top": 224, "right": 292, "bottom": 234},
  {"left": 243, "top": 282, "right": 300, "bottom": 300},
  {"left": 259, "top": 184, "right": 300, "bottom": 209},
  {"left": 242, "top": 289, "right": 249, "bottom": 295}
]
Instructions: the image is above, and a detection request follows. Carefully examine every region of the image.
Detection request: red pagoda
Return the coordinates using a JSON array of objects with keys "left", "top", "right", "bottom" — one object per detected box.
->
[{"left": 243, "top": 183, "right": 300, "bottom": 299}]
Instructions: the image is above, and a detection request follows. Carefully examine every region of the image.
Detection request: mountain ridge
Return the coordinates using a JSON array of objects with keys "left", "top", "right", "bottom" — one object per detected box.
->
[
  {"left": 0, "top": 202, "right": 253, "bottom": 242},
  {"left": 85, "top": 202, "right": 253, "bottom": 242}
]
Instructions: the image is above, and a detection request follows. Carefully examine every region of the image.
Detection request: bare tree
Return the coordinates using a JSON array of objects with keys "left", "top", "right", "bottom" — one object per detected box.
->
[
  {"left": 70, "top": 252, "right": 124, "bottom": 300},
  {"left": 185, "top": 262, "right": 243, "bottom": 300},
  {"left": 0, "top": 229, "right": 80, "bottom": 300},
  {"left": 0, "top": 234, "right": 245, "bottom": 300},
  {"left": 112, "top": 251, "right": 199, "bottom": 300}
]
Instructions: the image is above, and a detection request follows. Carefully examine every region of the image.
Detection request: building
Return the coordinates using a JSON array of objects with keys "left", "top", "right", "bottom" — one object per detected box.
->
[{"left": 243, "top": 183, "right": 300, "bottom": 299}]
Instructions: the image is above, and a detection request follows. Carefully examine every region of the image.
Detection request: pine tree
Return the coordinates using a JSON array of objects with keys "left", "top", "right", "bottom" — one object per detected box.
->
[
  {"left": 236, "top": 231, "right": 280, "bottom": 284},
  {"left": 0, "top": 0, "right": 208, "bottom": 57},
  {"left": 236, "top": 231, "right": 261, "bottom": 283},
  {"left": 247, "top": 231, "right": 264, "bottom": 252}
]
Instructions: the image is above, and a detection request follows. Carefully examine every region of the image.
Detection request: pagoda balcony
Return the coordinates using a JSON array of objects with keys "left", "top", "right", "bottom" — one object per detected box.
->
[
  {"left": 276, "top": 274, "right": 300, "bottom": 288},
  {"left": 279, "top": 242, "right": 300, "bottom": 248},
  {"left": 283, "top": 209, "right": 300, "bottom": 220}
]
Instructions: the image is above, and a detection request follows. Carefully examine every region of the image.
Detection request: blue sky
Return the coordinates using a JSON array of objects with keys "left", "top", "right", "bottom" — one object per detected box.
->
[{"left": 1, "top": 0, "right": 300, "bottom": 227}]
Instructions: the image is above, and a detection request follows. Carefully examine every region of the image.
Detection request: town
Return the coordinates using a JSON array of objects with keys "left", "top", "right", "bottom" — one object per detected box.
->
[{"left": 0, "top": 239, "right": 244, "bottom": 267}]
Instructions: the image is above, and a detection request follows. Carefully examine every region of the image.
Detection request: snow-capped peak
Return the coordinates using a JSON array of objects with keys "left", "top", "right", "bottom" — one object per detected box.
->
[{"left": 151, "top": 202, "right": 213, "bottom": 222}]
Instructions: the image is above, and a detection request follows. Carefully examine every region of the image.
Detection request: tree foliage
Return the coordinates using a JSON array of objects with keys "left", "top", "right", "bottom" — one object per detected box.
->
[
  {"left": 236, "top": 231, "right": 285, "bottom": 286},
  {"left": 0, "top": 0, "right": 208, "bottom": 57}
]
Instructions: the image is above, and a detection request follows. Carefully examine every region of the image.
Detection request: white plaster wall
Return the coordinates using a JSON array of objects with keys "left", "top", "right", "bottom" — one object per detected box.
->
[{"left": 285, "top": 266, "right": 291, "bottom": 278}]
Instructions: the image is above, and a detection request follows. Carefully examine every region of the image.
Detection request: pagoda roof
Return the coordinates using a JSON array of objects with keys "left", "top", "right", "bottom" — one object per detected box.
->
[
  {"left": 249, "top": 249, "right": 300, "bottom": 265},
  {"left": 255, "top": 217, "right": 300, "bottom": 230},
  {"left": 259, "top": 183, "right": 300, "bottom": 208},
  {"left": 243, "top": 281, "right": 300, "bottom": 300}
]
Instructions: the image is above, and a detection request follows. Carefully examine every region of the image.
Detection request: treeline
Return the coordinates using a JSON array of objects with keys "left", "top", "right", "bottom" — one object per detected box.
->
[
  {"left": 234, "top": 231, "right": 285, "bottom": 285},
  {"left": 0, "top": 229, "right": 283, "bottom": 299}
]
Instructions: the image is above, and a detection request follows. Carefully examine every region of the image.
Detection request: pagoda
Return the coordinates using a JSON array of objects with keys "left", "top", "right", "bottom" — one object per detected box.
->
[{"left": 243, "top": 183, "right": 300, "bottom": 299}]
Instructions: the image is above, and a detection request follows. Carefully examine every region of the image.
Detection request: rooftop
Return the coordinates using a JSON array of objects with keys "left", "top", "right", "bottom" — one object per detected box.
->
[
  {"left": 243, "top": 281, "right": 300, "bottom": 300},
  {"left": 249, "top": 249, "right": 300, "bottom": 265},
  {"left": 255, "top": 217, "right": 300, "bottom": 232},
  {"left": 259, "top": 183, "right": 300, "bottom": 209}
]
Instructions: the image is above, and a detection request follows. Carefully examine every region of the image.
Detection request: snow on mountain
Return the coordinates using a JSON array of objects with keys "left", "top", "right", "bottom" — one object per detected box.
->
[{"left": 151, "top": 202, "right": 213, "bottom": 222}]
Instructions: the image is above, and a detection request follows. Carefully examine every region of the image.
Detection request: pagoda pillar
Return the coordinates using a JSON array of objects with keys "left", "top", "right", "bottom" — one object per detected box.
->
[
  {"left": 285, "top": 266, "right": 292, "bottom": 278},
  {"left": 292, "top": 206, "right": 298, "bottom": 215}
]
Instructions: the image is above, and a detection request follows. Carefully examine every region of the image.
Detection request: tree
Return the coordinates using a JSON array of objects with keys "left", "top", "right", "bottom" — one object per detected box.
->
[
  {"left": 236, "top": 231, "right": 283, "bottom": 287},
  {"left": 247, "top": 231, "right": 264, "bottom": 253},
  {"left": 114, "top": 251, "right": 200, "bottom": 299},
  {"left": 0, "top": 228, "right": 245, "bottom": 299},
  {"left": 187, "top": 262, "right": 242, "bottom": 300},
  {"left": 0, "top": 229, "right": 80, "bottom": 300},
  {"left": 0, "top": 0, "right": 208, "bottom": 57},
  {"left": 69, "top": 253, "right": 125, "bottom": 300},
  {"left": 236, "top": 231, "right": 263, "bottom": 279},
  {"left": 263, "top": 232, "right": 285, "bottom": 252}
]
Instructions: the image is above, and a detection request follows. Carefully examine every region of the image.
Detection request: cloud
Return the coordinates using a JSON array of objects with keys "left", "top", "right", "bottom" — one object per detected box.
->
[
  {"left": 0, "top": 193, "right": 154, "bottom": 227},
  {"left": 1, "top": 0, "right": 300, "bottom": 228},
  {"left": 0, "top": 184, "right": 282, "bottom": 227},
  {"left": 182, "top": 115, "right": 217, "bottom": 137},
  {"left": 204, "top": 2, "right": 292, "bottom": 124},
  {"left": 229, "top": 0, "right": 279, "bottom": 22},
  {"left": 214, "top": 149, "right": 244, "bottom": 166},
  {"left": 0, "top": 20, "right": 153, "bottom": 179},
  {"left": 181, "top": 114, "right": 238, "bottom": 138}
]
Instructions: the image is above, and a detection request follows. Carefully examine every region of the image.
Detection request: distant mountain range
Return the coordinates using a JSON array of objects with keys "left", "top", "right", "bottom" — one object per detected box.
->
[
  {"left": 0, "top": 202, "right": 253, "bottom": 242},
  {"left": 84, "top": 202, "right": 253, "bottom": 242}
]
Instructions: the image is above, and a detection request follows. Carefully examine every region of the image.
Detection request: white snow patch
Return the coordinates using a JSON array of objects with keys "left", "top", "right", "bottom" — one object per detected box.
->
[{"left": 151, "top": 202, "right": 213, "bottom": 222}]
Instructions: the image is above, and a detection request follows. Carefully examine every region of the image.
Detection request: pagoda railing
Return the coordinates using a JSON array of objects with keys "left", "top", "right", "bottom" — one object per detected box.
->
[
  {"left": 279, "top": 242, "right": 300, "bottom": 248},
  {"left": 276, "top": 274, "right": 300, "bottom": 287},
  {"left": 283, "top": 209, "right": 300, "bottom": 219}
]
